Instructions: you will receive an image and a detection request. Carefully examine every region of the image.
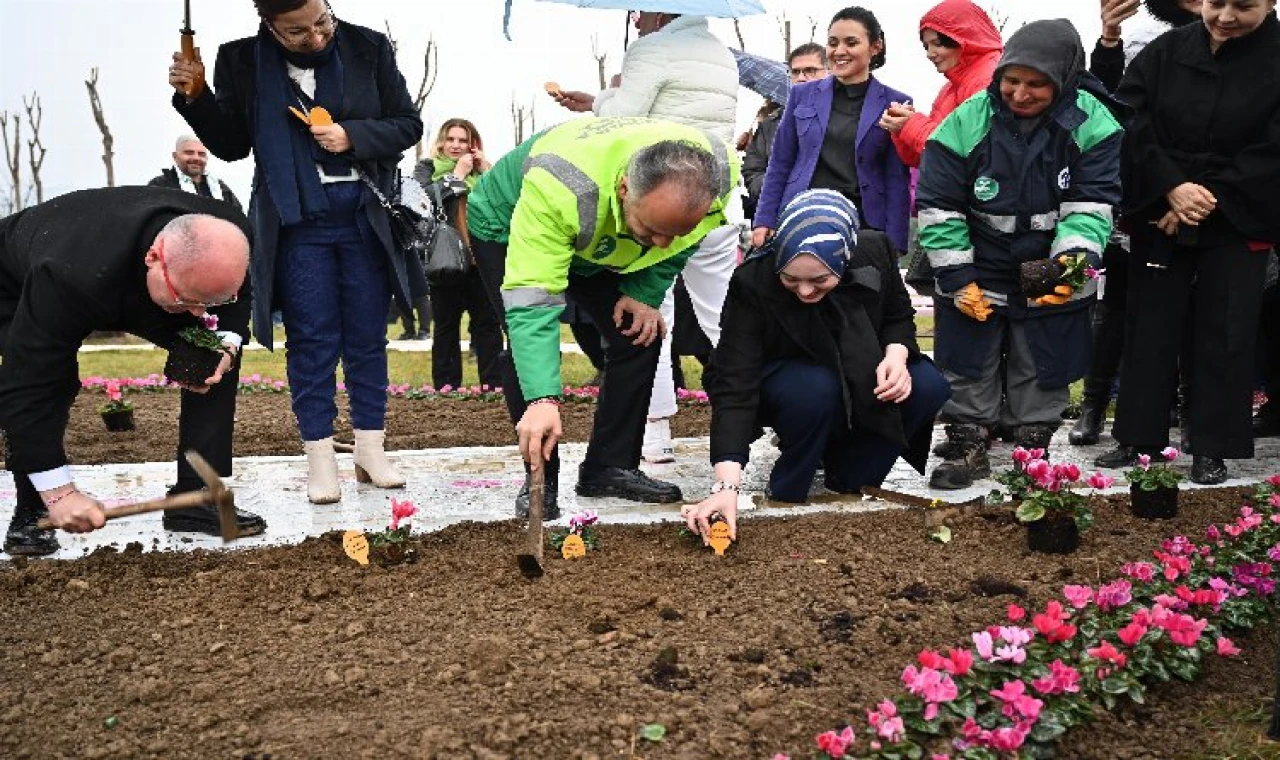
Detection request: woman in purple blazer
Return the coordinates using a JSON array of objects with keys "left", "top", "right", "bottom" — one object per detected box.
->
[{"left": 752, "top": 6, "right": 912, "bottom": 253}]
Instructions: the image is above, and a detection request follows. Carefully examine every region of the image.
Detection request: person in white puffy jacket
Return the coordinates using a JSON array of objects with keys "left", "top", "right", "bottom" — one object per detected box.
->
[{"left": 551, "top": 12, "right": 742, "bottom": 464}]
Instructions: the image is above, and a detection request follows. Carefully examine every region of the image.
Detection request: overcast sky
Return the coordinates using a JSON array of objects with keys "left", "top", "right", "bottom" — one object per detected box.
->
[{"left": 0, "top": 0, "right": 1118, "bottom": 205}]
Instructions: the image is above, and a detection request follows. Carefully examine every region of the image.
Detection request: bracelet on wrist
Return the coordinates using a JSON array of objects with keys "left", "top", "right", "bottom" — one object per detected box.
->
[
  {"left": 528, "top": 396, "right": 562, "bottom": 408},
  {"left": 44, "top": 487, "right": 78, "bottom": 508},
  {"left": 709, "top": 481, "right": 740, "bottom": 495},
  {"left": 1100, "top": 36, "right": 1120, "bottom": 44}
]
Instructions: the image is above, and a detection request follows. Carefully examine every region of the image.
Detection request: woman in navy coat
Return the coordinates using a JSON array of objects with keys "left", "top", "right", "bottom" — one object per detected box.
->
[{"left": 752, "top": 6, "right": 913, "bottom": 254}]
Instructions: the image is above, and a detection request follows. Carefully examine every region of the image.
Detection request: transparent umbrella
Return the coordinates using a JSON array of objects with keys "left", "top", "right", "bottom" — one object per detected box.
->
[{"left": 731, "top": 48, "right": 789, "bottom": 106}]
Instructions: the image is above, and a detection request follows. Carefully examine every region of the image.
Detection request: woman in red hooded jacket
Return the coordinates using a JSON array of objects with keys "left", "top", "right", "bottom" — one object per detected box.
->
[{"left": 878, "top": 0, "right": 1003, "bottom": 168}]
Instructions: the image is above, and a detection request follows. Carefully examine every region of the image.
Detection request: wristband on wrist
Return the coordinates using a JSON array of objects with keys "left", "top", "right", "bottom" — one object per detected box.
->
[
  {"left": 528, "top": 396, "right": 562, "bottom": 408},
  {"left": 1100, "top": 35, "right": 1120, "bottom": 44},
  {"left": 44, "top": 487, "right": 78, "bottom": 509}
]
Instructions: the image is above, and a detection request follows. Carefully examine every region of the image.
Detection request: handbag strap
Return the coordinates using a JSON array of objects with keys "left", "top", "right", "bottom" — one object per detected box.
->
[
  {"left": 354, "top": 165, "right": 396, "bottom": 212},
  {"left": 426, "top": 180, "right": 449, "bottom": 223}
]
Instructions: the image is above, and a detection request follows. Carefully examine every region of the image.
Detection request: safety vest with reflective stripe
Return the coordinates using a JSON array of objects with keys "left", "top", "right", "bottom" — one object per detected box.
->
[{"left": 466, "top": 116, "right": 740, "bottom": 400}]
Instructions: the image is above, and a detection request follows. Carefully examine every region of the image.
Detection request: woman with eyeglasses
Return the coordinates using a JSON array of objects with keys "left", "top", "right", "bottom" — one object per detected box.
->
[{"left": 168, "top": 0, "right": 423, "bottom": 504}]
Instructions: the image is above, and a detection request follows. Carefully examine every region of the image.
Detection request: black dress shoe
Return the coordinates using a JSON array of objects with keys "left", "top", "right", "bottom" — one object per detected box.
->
[
  {"left": 1190, "top": 456, "right": 1228, "bottom": 485},
  {"left": 515, "top": 476, "right": 561, "bottom": 521},
  {"left": 162, "top": 505, "right": 267, "bottom": 537},
  {"left": 4, "top": 522, "right": 60, "bottom": 557},
  {"left": 1094, "top": 444, "right": 1162, "bottom": 469},
  {"left": 576, "top": 465, "right": 682, "bottom": 503},
  {"left": 1068, "top": 404, "right": 1105, "bottom": 445}
]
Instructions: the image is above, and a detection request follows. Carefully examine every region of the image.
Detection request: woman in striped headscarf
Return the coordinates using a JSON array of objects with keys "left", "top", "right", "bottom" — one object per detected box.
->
[{"left": 682, "top": 190, "right": 951, "bottom": 541}]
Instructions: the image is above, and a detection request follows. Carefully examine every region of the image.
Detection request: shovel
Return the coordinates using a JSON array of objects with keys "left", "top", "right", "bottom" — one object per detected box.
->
[
  {"left": 37, "top": 451, "right": 241, "bottom": 542},
  {"left": 860, "top": 486, "right": 989, "bottom": 527},
  {"left": 516, "top": 466, "right": 546, "bottom": 578}
]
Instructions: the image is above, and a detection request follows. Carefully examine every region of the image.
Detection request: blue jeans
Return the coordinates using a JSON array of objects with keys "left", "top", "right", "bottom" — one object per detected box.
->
[
  {"left": 762, "top": 358, "right": 950, "bottom": 502},
  {"left": 276, "top": 182, "right": 390, "bottom": 441}
]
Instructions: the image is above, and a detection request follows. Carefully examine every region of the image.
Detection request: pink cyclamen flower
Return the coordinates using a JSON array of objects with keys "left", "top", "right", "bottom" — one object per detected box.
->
[
  {"left": 1161, "top": 446, "right": 1180, "bottom": 462},
  {"left": 816, "top": 726, "right": 857, "bottom": 758},
  {"left": 1096, "top": 579, "right": 1133, "bottom": 611},
  {"left": 200, "top": 313, "right": 219, "bottom": 330},
  {"left": 1084, "top": 266, "right": 1103, "bottom": 279},
  {"left": 1011, "top": 447, "right": 1032, "bottom": 464},
  {"left": 389, "top": 498, "right": 418, "bottom": 530},
  {"left": 772, "top": 756, "right": 791, "bottom": 760},
  {"left": 989, "top": 680, "right": 1043, "bottom": 721},
  {"left": 973, "top": 631, "right": 995, "bottom": 660},
  {"left": 1138, "top": 453, "right": 1152, "bottom": 469},
  {"left": 1006, "top": 604, "right": 1026, "bottom": 622},
  {"left": 1217, "top": 637, "right": 1242, "bottom": 657},
  {"left": 1031, "top": 659, "right": 1082, "bottom": 695},
  {"left": 1117, "top": 621, "right": 1148, "bottom": 646},
  {"left": 946, "top": 648, "right": 974, "bottom": 677},
  {"left": 1086, "top": 472, "right": 1116, "bottom": 490},
  {"left": 1122, "top": 561, "right": 1156, "bottom": 582},
  {"left": 1062, "top": 585, "right": 1094, "bottom": 609},
  {"left": 1162, "top": 614, "right": 1208, "bottom": 647},
  {"left": 867, "top": 700, "right": 905, "bottom": 742}
]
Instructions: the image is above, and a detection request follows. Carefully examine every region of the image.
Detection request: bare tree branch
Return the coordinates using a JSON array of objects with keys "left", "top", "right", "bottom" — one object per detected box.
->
[
  {"left": 732, "top": 19, "right": 746, "bottom": 51},
  {"left": 776, "top": 12, "right": 792, "bottom": 61},
  {"left": 23, "top": 92, "right": 46, "bottom": 205},
  {"left": 591, "top": 34, "right": 609, "bottom": 92},
  {"left": 384, "top": 20, "right": 398, "bottom": 56},
  {"left": 807, "top": 16, "right": 818, "bottom": 44},
  {"left": 85, "top": 67, "right": 115, "bottom": 187},
  {"left": 412, "top": 37, "right": 438, "bottom": 162},
  {"left": 984, "top": 4, "right": 1010, "bottom": 34},
  {"left": 0, "top": 111, "right": 21, "bottom": 213},
  {"left": 511, "top": 94, "right": 531, "bottom": 145}
]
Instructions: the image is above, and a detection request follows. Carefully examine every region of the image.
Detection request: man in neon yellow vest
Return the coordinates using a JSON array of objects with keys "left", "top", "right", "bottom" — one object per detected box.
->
[{"left": 468, "top": 117, "right": 740, "bottom": 518}]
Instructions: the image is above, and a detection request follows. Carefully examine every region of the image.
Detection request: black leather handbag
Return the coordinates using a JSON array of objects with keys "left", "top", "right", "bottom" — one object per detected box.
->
[
  {"left": 423, "top": 181, "right": 471, "bottom": 281},
  {"left": 357, "top": 168, "right": 433, "bottom": 263}
]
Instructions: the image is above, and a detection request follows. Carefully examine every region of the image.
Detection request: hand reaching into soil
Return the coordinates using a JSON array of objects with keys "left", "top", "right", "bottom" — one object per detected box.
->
[
  {"left": 683, "top": 492, "right": 738, "bottom": 544},
  {"left": 42, "top": 488, "right": 106, "bottom": 533}
]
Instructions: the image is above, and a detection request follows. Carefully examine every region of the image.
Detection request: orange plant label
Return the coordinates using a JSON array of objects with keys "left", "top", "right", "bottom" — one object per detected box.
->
[
  {"left": 561, "top": 534, "right": 587, "bottom": 560},
  {"left": 342, "top": 530, "right": 369, "bottom": 566},
  {"left": 708, "top": 522, "right": 732, "bottom": 556}
]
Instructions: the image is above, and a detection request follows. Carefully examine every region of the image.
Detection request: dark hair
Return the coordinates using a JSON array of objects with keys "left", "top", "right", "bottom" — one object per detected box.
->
[
  {"left": 919, "top": 28, "right": 961, "bottom": 49},
  {"left": 828, "top": 7, "right": 887, "bottom": 71},
  {"left": 253, "top": 0, "right": 310, "bottom": 19},
  {"left": 1143, "top": 0, "right": 1200, "bottom": 27},
  {"left": 788, "top": 42, "right": 828, "bottom": 67}
]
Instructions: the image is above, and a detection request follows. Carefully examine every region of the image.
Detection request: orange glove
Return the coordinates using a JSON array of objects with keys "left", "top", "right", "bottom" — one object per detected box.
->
[
  {"left": 956, "top": 282, "right": 992, "bottom": 321},
  {"left": 1035, "top": 284, "right": 1074, "bottom": 306}
]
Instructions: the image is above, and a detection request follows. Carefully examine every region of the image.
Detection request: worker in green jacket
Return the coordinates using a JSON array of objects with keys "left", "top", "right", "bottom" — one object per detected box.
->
[{"left": 467, "top": 116, "right": 740, "bottom": 518}]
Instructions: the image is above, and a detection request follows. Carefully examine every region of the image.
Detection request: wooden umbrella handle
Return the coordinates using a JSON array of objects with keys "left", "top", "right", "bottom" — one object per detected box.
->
[{"left": 35, "top": 491, "right": 212, "bottom": 530}]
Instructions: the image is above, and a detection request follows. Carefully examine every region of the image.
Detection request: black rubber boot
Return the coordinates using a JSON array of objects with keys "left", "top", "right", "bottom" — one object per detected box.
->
[
  {"left": 929, "top": 424, "right": 991, "bottom": 490},
  {"left": 1014, "top": 424, "right": 1056, "bottom": 452}
]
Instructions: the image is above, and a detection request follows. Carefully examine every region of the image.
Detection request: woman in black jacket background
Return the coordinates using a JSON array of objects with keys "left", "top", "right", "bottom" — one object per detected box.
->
[
  {"left": 683, "top": 190, "right": 950, "bottom": 540},
  {"left": 1099, "top": 0, "right": 1280, "bottom": 483}
]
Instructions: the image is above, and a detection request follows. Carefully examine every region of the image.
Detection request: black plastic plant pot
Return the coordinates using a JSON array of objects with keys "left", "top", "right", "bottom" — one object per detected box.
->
[
  {"left": 1130, "top": 484, "right": 1179, "bottom": 519},
  {"left": 100, "top": 409, "right": 135, "bottom": 433},
  {"left": 1025, "top": 514, "right": 1080, "bottom": 554},
  {"left": 165, "top": 342, "right": 224, "bottom": 386}
]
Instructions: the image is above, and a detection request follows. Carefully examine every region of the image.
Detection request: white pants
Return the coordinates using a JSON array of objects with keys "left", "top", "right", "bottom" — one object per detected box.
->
[{"left": 647, "top": 223, "right": 740, "bottom": 419}]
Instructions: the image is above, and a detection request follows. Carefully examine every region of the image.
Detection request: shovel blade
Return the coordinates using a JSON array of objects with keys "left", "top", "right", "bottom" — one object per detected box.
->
[{"left": 516, "top": 553, "right": 545, "bottom": 578}]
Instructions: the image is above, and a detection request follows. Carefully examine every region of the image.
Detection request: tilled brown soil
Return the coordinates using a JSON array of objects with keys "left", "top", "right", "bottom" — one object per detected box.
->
[
  {"left": 62, "top": 390, "right": 712, "bottom": 464},
  {"left": 2, "top": 482, "right": 1277, "bottom": 759}
]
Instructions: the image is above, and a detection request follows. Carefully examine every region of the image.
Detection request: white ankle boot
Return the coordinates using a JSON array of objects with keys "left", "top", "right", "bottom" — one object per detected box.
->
[
  {"left": 353, "top": 429, "right": 406, "bottom": 488},
  {"left": 642, "top": 417, "right": 676, "bottom": 464},
  {"left": 304, "top": 437, "right": 341, "bottom": 504}
]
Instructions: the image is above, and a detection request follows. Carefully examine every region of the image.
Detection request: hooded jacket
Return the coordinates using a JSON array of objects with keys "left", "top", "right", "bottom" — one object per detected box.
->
[{"left": 891, "top": 0, "right": 1004, "bottom": 168}]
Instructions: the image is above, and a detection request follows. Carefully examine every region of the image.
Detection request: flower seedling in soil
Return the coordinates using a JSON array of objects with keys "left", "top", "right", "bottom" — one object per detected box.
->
[
  {"left": 1127, "top": 447, "right": 1185, "bottom": 491},
  {"left": 550, "top": 510, "right": 599, "bottom": 559},
  {"left": 368, "top": 498, "right": 418, "bottom": 566},
  {"left": 637, "top": 723, "right": 666, "bottom": 743},
  {"left": 676, "top": 513, "right": 733, "bottom": 555},
  {"left": 165, "top": 313, "right": 228, "bottom": 386}
]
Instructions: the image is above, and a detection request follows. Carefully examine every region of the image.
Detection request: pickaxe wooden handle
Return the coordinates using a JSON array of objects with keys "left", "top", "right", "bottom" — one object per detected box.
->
[{"left": 37, "top": 490, "right": 212, "bottom": 529}]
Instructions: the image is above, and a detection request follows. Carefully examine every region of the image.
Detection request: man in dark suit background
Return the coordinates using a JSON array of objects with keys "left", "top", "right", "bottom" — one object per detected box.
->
[
  {"left": 147, "top": 134, "right": 244, "bottom": 215},
  {"left": 0, "top": 187, "right": 269, "bottom": 556}
]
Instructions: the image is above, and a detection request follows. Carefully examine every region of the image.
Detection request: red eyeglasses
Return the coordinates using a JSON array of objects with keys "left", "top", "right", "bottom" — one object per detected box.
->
[{"left": 157, "top": 244, "right": 238, "bottom": 308}]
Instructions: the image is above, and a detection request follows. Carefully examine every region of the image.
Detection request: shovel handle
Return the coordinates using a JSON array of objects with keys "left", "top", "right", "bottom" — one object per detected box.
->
[{"left": 35, "top": 491, "right": 212, "bottom": 530}]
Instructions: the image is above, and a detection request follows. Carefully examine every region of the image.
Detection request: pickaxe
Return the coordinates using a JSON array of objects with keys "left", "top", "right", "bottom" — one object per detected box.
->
[{"left": 37, "top": 450, "right": 240, "bottom": 542}]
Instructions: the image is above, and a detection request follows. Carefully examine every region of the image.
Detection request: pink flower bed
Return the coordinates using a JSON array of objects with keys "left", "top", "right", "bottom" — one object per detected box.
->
[{"left": 778, "top": 478, "right": 1280, "bottom": 759}]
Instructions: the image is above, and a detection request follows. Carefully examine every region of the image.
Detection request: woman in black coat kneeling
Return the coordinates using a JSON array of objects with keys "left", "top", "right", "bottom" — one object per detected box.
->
[{"left": 683, "top": 189, "right": 950, "bottom": 540}]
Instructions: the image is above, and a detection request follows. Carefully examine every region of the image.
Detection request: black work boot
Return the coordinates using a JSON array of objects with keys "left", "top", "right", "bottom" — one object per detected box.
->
[
  {"left": 4, "top": 502, "right": 60, "bottom": 557},
  {"left": 1014, "top": 424, "right": 1056, "bottom": 452},
  {"left": 929, "top": 424, "right": 991, "bottom": 490},
  {"left": 576, "top": 465, "right": 682, "bottom": 503},
  {"left": 1069, "top": 401, "right": 1106, "bottom": 445},
  {"left": 515, "top": 474, "right": 561, "bottom": 521},
  {"left": 1190, "top": 456, "right": 1228, "bottom": 485}
]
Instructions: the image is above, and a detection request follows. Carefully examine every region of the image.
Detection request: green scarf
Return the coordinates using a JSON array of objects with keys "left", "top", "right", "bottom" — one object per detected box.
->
[{"left": 432, "top": 156, "right": 479, "bottom": 190}]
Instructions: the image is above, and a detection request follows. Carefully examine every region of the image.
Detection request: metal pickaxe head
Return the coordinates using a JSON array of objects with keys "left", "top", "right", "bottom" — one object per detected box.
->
[{"left": 183, "top": 450, "right": 238, "bottom": 542}]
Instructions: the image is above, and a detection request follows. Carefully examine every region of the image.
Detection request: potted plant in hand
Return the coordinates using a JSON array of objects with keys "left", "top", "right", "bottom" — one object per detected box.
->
[
  {"left": 999, "top": 448, "right": 1113, "bottom": 553},
  {"left": 369, "top": 498, "right": 419, "bottom": 567},
  {"left": 98, "top": 380, "right": 135, "bottom": 432},
  {"left": 165, "top": 313, "right": 229, "bottom": 386},
  {"left": 1126, "top": 447, "right": 1184, "bottom": 519},
  {"left": 1018, "top": 252, "right": 1102, "bottom": 301}
]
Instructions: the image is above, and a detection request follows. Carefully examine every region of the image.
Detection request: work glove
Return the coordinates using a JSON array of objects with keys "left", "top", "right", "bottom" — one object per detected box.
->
[
  {"left": 1035, "top": 284, "right": 1074, "bottom": 306},
  {"left": 955, "top": 282, "right": 992, "bottom": 322}
]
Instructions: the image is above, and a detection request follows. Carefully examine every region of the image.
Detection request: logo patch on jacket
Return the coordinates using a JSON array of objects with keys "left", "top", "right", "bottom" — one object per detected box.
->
[
  {"left": 1057, "top": 168, "right": 1071, "bottom": 190},
  {"left": 974, "top": 176, "right": 1000, "bottom": 202},
  {"left": 592, "top": 236, "right": 618, "bottom": 260}
]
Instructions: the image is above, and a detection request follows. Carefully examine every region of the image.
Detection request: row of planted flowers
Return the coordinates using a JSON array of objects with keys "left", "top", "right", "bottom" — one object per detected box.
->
[
  {"left": 82, "top": 375, "right": 711, "bottom": 406},
  {"left": 773, "top": 476, "right": 1280, "bottom": 759}
]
